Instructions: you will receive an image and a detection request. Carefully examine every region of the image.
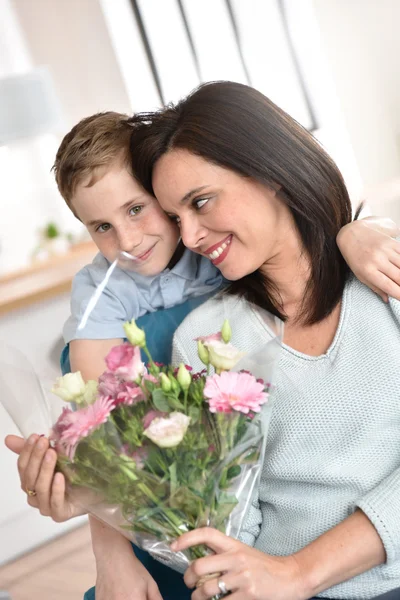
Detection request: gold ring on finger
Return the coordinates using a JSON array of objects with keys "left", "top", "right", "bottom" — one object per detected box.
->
[{"left": 26, "top": 487, "right": 37, "bottom": 497}]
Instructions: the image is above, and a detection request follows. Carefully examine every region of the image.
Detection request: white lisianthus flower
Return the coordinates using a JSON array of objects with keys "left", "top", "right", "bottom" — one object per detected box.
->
[
  {"left": 143, "top": 412, "right": 191, "bottom": 448},
  {"left": 205, "top": 340, "right": 246, "bottom": 372},
  {"left": 82, "top": 380, "right": 98, "bottom": 405},
  {"left": 52, "top": 372, "right": 86, "bottom": 403}
]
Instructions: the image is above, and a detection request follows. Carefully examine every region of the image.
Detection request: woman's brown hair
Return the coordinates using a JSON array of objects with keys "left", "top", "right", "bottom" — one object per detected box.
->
[{"left": 129, "top": 81, "right": 352, "bottom": 325}]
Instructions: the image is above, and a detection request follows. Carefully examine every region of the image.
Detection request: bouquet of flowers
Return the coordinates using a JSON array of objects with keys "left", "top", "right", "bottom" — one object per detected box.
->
[
  {"left": 48, "top": 317, "right": 278, "bottom": 572},
  {"left": 0, "top": 252, "right": 282, "bottom": 580}
]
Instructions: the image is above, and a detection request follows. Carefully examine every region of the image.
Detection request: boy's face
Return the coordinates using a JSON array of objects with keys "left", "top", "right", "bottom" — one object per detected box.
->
[{"left": 72, "top": 162, "right": 180, "bottom": 276}]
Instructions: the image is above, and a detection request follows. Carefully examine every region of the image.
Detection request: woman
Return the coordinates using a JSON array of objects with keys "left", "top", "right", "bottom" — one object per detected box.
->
[
  {"left": 128, "top": 81, "right": 400, "bottom": 599},
  {"left": 7, "top": 84, "right": 400, "bottom": 599}
]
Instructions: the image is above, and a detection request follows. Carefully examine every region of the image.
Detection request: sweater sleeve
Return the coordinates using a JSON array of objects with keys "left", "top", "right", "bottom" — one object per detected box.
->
[
  {"left": 238, "top": 492, "right": 262, "bottom": 548},
  {"left": 355, "top": 295, "right": 400, "bottom": 564},
  {"left": 356, "top": 468, "right": 400, "bottom": 564}
]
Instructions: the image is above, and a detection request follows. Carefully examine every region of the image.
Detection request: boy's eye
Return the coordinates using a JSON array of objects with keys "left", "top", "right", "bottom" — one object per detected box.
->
[
  {"left": 129, "top": 205, "right": 143, "bottom": 216},
  {"left": 97, "top": 223, "right": 111, "bottom": 233},
  {"left": 168, "top": 214, "right": 181, "bottom": 226}
]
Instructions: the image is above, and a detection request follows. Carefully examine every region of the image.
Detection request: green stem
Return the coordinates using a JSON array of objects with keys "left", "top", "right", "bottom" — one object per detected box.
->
[
  {"left": 137, "top": 482, "right": 185, "bottom": 537},
  {"left": 143, "top": 346, "right": 156, "bottom": 371}
]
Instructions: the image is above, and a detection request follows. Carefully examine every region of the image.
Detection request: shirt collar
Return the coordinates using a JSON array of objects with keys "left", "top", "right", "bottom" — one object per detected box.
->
[
  {"left": 167, "top": 247, "right": 201, "bottom": 281},
  {"left": 101, "top": 247, "right": 212, "bottom": 287}
]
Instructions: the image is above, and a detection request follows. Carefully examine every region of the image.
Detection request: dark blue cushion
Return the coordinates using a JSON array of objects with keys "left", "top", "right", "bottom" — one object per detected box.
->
[{"left": 60, "top": 293, "right": 213, "bottom": 375}]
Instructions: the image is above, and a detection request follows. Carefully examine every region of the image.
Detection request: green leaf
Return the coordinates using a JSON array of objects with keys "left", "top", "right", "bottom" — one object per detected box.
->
[
  {"left": 169, "top": 462, "right": 178, "bottom": 497},
  {"left": 188, "top": 406, "right": 200, "bottom": 424},
  {"left": 213, "top": 491, "right": 238, "bottom": 526},
  {"left": 227, "top": 464, "right": 241, "bottom": 480},
  {"left": 152, "top": 389, "right": 171, "bottom": 412},
  {"left": 168, "top": 395, "right": 185, "bottom": 410}
]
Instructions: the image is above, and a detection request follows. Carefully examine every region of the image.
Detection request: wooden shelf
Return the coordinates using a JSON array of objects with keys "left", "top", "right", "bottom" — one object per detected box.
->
[{"left": 0, "top": 241, "right": 97, "bottom": 315}]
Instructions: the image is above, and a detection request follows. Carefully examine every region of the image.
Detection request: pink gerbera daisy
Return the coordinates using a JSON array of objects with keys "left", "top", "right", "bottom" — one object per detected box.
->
[
  {"left": 203, "top": 371, "right": 268, "bottom": 414},
  {"left": 59, "top": 396, "right": 114, "bottom": 460}
]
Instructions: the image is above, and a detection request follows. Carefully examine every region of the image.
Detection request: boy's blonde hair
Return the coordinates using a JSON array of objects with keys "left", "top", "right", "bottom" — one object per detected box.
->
[{"left": 52, "top": 111, "right": 133, "bottom": 211}]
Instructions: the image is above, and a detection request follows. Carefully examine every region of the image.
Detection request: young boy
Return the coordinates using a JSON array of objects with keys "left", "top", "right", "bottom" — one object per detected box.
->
[
  {"left": 55, "top": 112, "right": 223, "bottom": 379},
  {"left": 6, "top": 111, "right": 400, "bottom": 600}
]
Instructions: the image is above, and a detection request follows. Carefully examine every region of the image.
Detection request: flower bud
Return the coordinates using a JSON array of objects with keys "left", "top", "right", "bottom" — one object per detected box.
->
[
  {"left": 197, "top": 340, "right": 210, "bottom": 366},
  {"left": 221, "top": 319, "right": 232, "bottom": 343},
  {"left": 170, "top": 376, "right": 180, "bottom": 393},
  {"left": 123, "top": 319, "right": 146, "bottom": 348},
  {"left": 177, "top": 363, "right": 191, "bottom": 390},
  {"left": 160, "top": 373, "right": 172, "bottom": 393}
]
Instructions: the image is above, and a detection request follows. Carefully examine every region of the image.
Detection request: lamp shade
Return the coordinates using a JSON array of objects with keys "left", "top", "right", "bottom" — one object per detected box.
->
[{"left": 0, "top": 67, "right": 62, "bottom": 145}]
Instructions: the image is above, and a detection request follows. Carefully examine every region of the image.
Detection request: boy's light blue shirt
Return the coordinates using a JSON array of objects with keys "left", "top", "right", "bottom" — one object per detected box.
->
[{"left": 63, "top": 248, "right": 223, "bottom": 343}]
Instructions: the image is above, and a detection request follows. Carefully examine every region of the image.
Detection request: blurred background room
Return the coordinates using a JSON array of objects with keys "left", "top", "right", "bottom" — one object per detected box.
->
[{"left": 0, "top": 0, "right": 399, "bottom": 598}]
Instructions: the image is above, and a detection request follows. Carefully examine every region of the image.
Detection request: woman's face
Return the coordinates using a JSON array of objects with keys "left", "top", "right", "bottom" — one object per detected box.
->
[{"left": 152, "top": 149, "right": 290, "bottom": 280}]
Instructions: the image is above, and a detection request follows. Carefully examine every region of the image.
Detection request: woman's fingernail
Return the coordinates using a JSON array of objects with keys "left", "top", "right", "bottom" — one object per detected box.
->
[
  {"left": 170, "top": 541, "right": 178, "bottom": 551},
  {"left": 28, "top": 434, "right": 37, "bottom": 445},
  {"left": 45, "top": 450, "right": 53, "bottom": 462},
  {"left": 38, "top": 438, "right": 47, "bottom": 450}
]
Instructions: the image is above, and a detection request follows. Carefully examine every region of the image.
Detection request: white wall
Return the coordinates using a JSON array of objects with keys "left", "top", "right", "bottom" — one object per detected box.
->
[
  {"left": 312, "top": 0, "right": 400, "bottom": 192},
  {"left": 0, "top": 0, "right": 133, "bottom": 275},
  {"left": 12, "top": 0, "right": 131, "bottom": 128}
]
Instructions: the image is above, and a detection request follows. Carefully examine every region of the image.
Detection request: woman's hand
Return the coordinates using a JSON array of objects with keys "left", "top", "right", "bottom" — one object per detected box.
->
[
  {"left": 171, "top": 528, "right": 309, "bottom": 600},
  {"left": 5, "top": 433, "right": 86, "bottom": 521},
  {"left": 337, "top": 217, "right": 400, "bottom": 302}
]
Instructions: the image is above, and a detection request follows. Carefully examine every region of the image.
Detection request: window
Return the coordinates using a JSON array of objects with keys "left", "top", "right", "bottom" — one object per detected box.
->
[{"left": 101, "top": 0, "right": 315, "bottom": 129}]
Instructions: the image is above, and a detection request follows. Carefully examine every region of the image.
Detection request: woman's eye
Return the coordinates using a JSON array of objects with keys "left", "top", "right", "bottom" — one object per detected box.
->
[
  {"left": 194, "top": 197, "right": 210, "bottom": 210},
  {"left": 129, "top": 205, "right": 143, "bottom": 216},
  {"left": 97, "top": 223, "right": 111, "bottom": 233}
]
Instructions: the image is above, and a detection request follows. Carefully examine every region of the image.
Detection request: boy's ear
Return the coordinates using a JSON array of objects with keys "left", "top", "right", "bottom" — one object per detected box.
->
[{"left": 269, "top": 182, "right": 282, "bottom": 196}]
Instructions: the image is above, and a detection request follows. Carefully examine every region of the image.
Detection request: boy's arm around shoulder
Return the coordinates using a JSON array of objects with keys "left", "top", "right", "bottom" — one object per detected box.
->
[
  {"left": 69, "top": 338, "right": 123, "bottom": 380},
  {"left": 337, "top": 215, "right": 400, "bottom": 302}
]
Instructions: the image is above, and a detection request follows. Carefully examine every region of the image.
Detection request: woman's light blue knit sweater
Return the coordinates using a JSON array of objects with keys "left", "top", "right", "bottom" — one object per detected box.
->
[{"left": 172, "top": 277, "right": 400, "bottom": 599}]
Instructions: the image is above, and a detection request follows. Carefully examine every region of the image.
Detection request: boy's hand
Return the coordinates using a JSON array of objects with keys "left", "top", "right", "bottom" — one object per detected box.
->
[
  {"left": 96, "top": 552, "right": 163, "bottom": 600},
  {"left": 4, "top": 434, "right": 86, "bottom": 522},
  {"left": 337, "top": 217, "right": 400, "bottom": 302},
  {"left": 92, "top": 518, "right": 163, "bottom": 600}
]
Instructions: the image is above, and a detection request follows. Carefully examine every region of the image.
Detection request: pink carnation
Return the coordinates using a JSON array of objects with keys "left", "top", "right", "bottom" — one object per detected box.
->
[
  {"left": 49, "top": 407, "right": 77, "bottom": 446},
  {"left": 98, "top": 371, "right": 120, "bottom": 396},
  {"left": 203, "top": 371, "right": 268, "bottom": 414},
  {"left": 115, "top": 380, "right": 145, "bottom": 406},
  {"left": 105, "top": 343, "right": 146, "bottom": 380},
  {"left": 58, "top": 396, "right": 114, "bottom": 460},
  {"left": 98, "top": 371, "right": 145, "bottom": 407}
]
